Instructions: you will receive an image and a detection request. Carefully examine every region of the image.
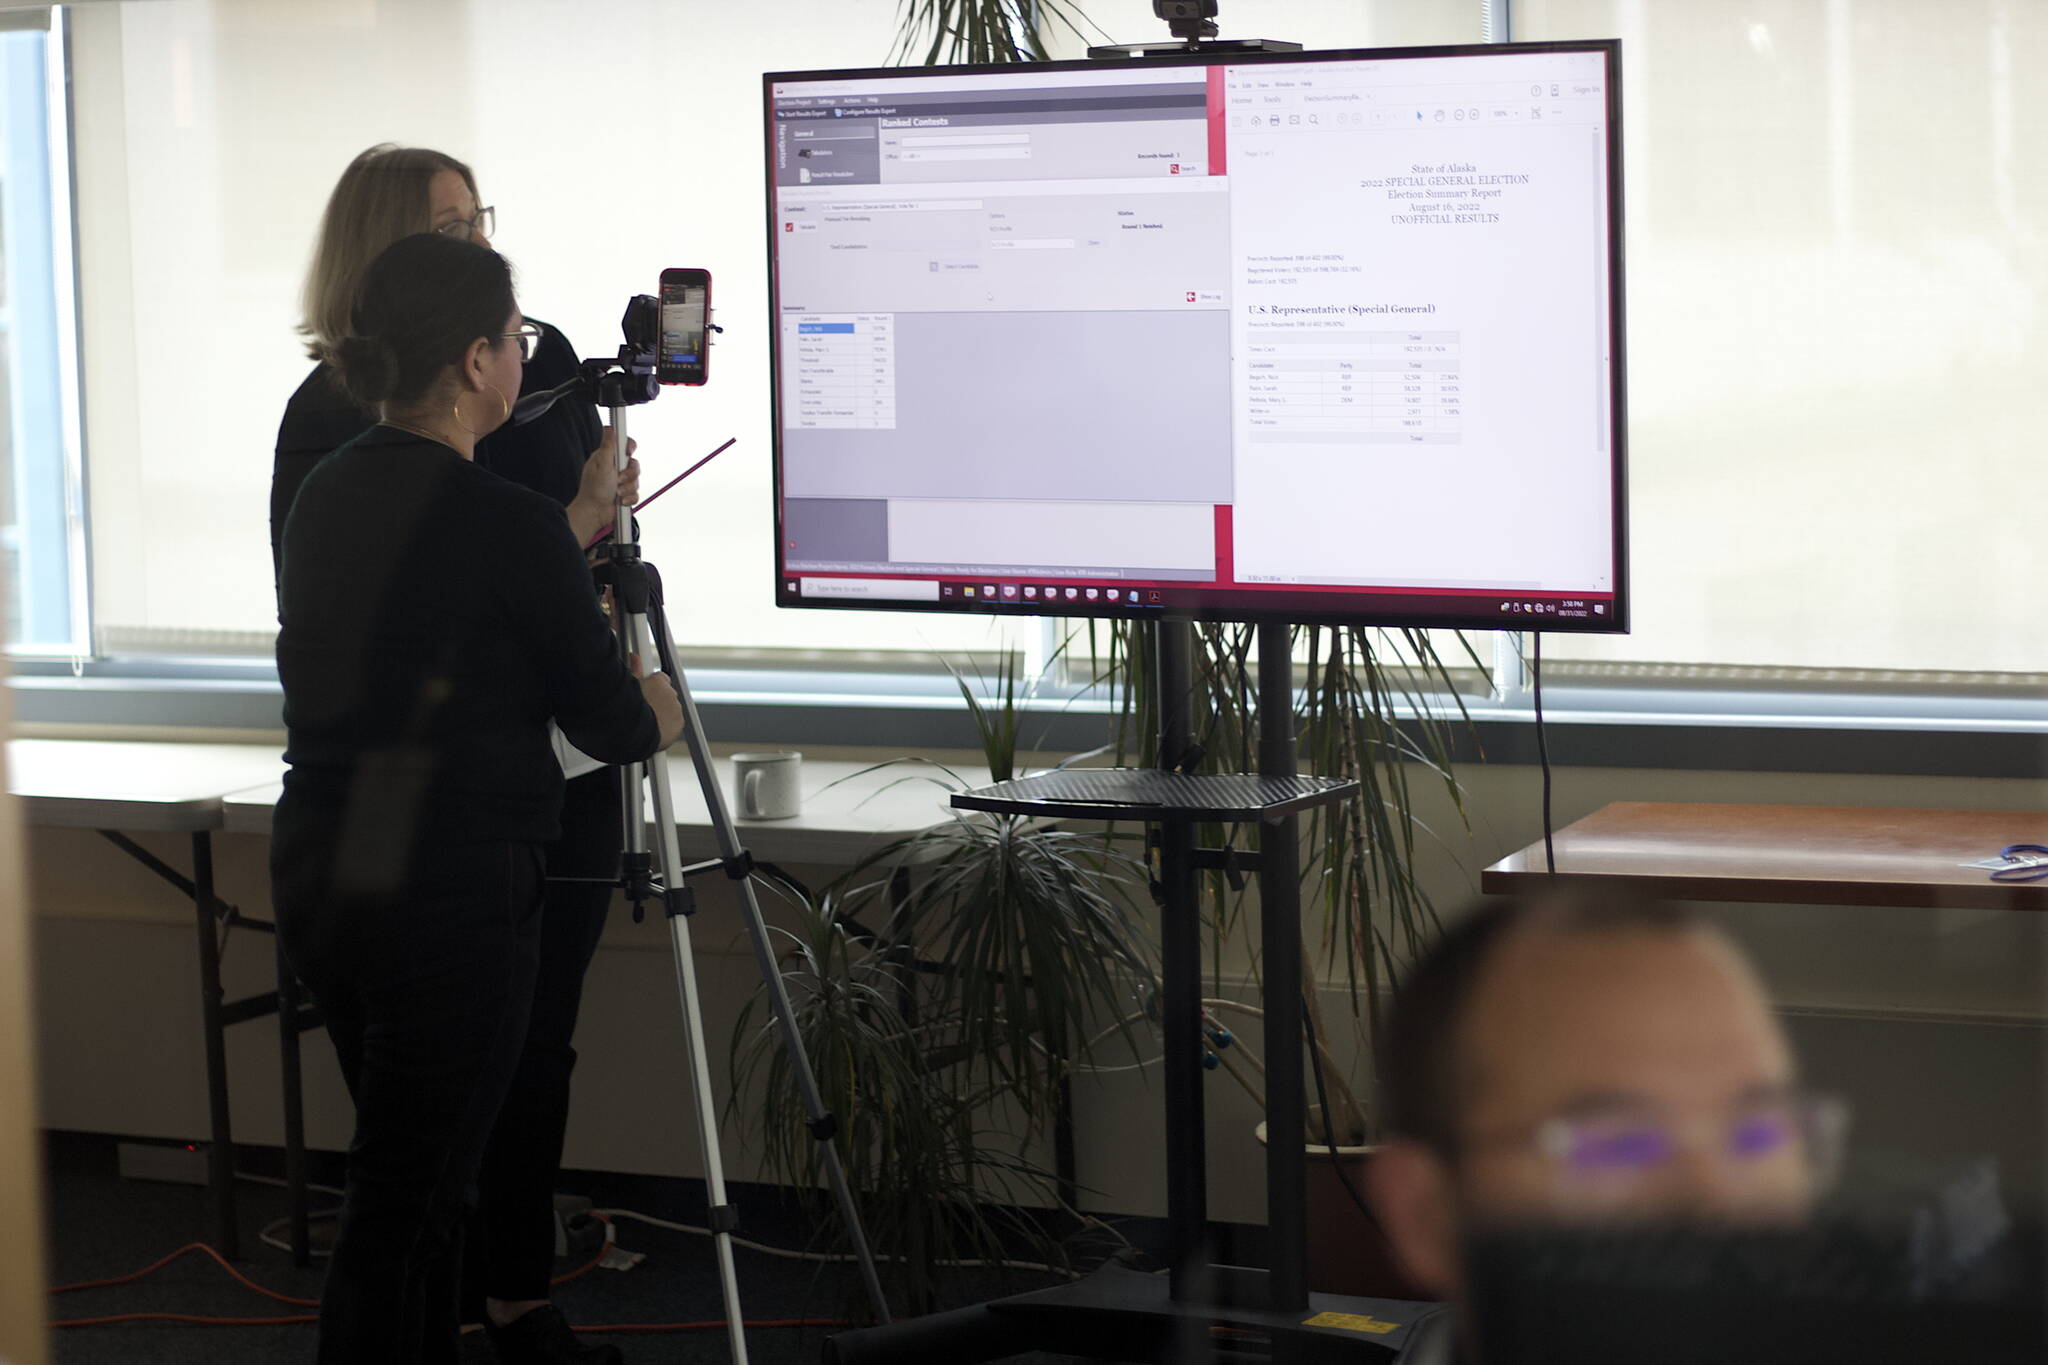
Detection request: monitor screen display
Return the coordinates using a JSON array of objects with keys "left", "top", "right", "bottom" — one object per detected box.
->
[{"left": 765, "top": 41, "right": 1626, "bottom": 631}]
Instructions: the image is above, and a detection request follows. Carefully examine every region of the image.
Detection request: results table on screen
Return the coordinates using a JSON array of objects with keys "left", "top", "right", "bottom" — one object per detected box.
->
[
  {"left": 1244, "top": 331, "right": 1463, "bottom": 445},
  {"left": 788, "top": 313, "right": 898, "bottom": 431}
]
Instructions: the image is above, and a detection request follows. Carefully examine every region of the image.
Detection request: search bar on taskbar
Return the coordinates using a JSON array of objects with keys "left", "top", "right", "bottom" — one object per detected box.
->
[{"left": 799, "top": 577, "right": 940, "bottom": 601}]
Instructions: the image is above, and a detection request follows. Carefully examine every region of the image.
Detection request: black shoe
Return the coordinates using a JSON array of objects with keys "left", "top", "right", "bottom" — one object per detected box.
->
[
  {"left": 484, "top": 1304, "right": 622, "bottom": 1365},
  {"left": 456, "top": 1327, "right": 498, "bottom": 1363}
]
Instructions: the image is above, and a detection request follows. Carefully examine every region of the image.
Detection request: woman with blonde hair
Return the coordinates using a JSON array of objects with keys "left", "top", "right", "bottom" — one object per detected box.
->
[
  {"left": 274, "top": 145, "right": 646, "bottom": 1365},
  {"left": 277, "top": 144, "right": 634, "bottom": 562}
]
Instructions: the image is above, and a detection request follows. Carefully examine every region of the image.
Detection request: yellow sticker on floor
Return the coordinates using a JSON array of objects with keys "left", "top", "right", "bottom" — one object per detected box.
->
[{"left": 1303, "top": 1311, "right": 1399, "bottom": 1335}]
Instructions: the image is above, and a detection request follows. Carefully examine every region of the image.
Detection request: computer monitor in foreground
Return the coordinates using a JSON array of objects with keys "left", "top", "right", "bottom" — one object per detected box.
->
[
  {"left": 766, "top": 40, "right": 1626, "bottom": 631},
  {"left": 1466, "top": 1216, "right": 2047, "bottom": 1365}
]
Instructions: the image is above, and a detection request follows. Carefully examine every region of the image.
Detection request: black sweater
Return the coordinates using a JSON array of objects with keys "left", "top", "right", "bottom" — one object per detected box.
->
[{"left": 276, "top": 425, "right": 657, "bottom": 847}]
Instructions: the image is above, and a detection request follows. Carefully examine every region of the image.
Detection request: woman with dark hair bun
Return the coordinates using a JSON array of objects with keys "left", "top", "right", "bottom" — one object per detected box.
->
[
  {"left": 273, "top": 231, "right": 682, "bottom": 1365},
  {"left": 275, "top": 145, "right": 652, "bottom": 1364}
]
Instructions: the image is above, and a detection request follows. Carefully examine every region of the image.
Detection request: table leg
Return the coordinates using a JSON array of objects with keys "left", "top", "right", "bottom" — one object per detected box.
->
[
  {"left": 276, "top": 933, "right": 311, "bottom": 1265},
  {"left": 190, "top": 832, "right": 239, "bottom": 1259}
]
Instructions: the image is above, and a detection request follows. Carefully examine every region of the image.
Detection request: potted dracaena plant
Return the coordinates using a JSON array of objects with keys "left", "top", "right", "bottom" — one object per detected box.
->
[
  {"left": 730, "top": 648, "right": 1155, "bottom": 1314},
  {"left": 887, "top": 0, "right": 1100, "bottom": 64},
  {"left": 731, "top": 625, "right": 1481, "bottom": 1310}
]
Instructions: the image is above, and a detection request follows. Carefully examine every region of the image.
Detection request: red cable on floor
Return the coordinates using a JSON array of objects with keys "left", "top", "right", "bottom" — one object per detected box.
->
[
  {"left": 50, "top": 1242, "right": 318, "bottom": 1307},
  {"left": 45, "top": 1219, "right": 852, "bottom": 1334},
  {"left": 47, "top": 1221, "right": 615, "bottom": 1330},
  {"left": 546, "top": 1214, "right": 612, "bottom": 1289}
]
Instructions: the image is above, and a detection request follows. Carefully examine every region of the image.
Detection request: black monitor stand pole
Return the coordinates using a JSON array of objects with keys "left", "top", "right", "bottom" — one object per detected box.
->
[
  {"left": 1153, "top": 616, "right": 1310, "bottom": 1312},
  {"left": 1253, "top": 618, "right": 1312, "bottom": 1313}
]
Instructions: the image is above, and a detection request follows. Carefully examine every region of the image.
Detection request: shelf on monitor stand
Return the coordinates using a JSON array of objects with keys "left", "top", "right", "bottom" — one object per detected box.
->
[{"left": 951, "top": 768, "right": 1357, "bottom": 824}]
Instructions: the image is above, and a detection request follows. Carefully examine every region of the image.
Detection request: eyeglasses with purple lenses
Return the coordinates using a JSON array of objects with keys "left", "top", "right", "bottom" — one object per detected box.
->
[{"left": 1535, "top": 1096, "right": 1842, "bottom": 1179}]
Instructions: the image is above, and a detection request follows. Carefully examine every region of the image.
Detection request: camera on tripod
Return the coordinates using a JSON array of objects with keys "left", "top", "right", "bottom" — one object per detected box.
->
[
  {"left": 586, "top": 294, "right": 662, "bottom": 410},
  {"left": 512, "top": 267, "right": 714, "bottom": 424},
  {"left": 619, "top": 293, "right": 659, "bottom": 359}
]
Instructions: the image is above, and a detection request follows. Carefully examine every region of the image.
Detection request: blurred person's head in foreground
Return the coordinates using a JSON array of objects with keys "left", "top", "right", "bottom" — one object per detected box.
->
[{"left": 1365, "top": 887, "right": 1846, "bottom": 1300}]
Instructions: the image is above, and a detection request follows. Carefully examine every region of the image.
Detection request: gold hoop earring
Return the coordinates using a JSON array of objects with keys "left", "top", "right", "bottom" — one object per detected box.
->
[{"left": 453, "top": 385, "right": 510, "bottom": 437}]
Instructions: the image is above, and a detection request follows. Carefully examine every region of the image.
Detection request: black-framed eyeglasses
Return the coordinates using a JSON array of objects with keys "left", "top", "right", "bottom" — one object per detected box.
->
[
  {"left": 434, "top": 205, "right": 496, "bottom": 241},
  {"left": 502, "top": 321, "right": 545, "bottom": 363}
]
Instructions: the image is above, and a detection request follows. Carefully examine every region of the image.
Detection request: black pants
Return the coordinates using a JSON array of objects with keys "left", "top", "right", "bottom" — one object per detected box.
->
[
  {"left": 274, "top": 815, "right": 544, "bottom": 1365},
  {"left": 459, "top": 769, "right": 621, "bottom": 1313}
]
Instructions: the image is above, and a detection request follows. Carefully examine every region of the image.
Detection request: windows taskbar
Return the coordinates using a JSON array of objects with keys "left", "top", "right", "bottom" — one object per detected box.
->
[{"left": 780, "top": 574, "right": 1622, "bottom": 628}]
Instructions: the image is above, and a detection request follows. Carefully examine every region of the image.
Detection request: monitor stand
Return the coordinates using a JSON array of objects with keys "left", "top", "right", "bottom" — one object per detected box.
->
[{"left": 825, "top": 618, "right": 1444, "bottom": 1365}]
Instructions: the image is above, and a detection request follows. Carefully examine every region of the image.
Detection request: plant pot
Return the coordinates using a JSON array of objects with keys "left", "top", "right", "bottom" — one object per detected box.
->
[{"left": 1255, "top": 1111, "right": 1430, "bottom": 1301}]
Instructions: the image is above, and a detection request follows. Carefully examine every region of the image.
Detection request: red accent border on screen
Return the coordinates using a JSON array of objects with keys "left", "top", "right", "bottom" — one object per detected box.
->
[{"left": 1206, "top": 67, "right": 1228, "bottom": 175}]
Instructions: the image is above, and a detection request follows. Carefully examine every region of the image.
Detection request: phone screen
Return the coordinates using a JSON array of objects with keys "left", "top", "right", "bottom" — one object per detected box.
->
[{"left": 658, "top": 270, "right": 710, "bottom": 386}]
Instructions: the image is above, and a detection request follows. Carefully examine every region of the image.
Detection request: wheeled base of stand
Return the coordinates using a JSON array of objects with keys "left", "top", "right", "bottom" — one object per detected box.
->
[{"left": 824, "top": 1260, "right": 1446, "bottom": 1365}]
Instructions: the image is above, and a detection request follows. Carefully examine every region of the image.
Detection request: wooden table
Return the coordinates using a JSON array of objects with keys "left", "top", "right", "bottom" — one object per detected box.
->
[{"left": 1482, "top": 802, "right": 2048, "bottom": 912}]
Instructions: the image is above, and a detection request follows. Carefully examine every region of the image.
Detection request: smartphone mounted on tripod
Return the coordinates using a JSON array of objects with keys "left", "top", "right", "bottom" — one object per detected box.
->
[{"left": 658, "top": 267, "right": 711, "bottom": 386}]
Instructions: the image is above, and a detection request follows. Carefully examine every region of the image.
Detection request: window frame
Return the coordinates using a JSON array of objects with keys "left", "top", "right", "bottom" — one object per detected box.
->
[
  {"left": 15, "top": 644, "right": 2048, "bottom": 784},
  {"left": 1, "top": 5, "right": 88, "bottom": 659}
]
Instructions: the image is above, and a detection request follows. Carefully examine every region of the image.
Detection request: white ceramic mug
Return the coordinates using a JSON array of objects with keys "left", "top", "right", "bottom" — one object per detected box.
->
[{"left": 733, "top": 750, "right": 802, "bottom": 820}]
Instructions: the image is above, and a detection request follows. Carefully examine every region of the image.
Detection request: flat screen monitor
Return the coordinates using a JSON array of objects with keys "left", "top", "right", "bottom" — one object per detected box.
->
[{"left": 765, "top": 40, "right": 1626, "bottom": 631}]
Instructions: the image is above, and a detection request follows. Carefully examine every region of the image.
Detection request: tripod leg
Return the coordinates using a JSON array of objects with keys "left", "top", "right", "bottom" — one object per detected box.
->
[
  {"left": 596, "top": 399, "right": 887, "bottom": 1329},
  {"left": 623, "top": 608, "right": 752, "bottom": 1365},
  {"left": 619, "top": 746, "right": 652, "bottom": 912},
  {"left": 642, "top": 586, "right": 894, "bottom": 1326}
]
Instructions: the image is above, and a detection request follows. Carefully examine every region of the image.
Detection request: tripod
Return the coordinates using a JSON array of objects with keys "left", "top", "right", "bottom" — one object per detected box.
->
[{"left": 573, "top": 381, "right": 892, "bottom": 1361}]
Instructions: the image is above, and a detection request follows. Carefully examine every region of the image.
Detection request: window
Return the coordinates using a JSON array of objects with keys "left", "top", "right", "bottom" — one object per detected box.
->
[
  {"left": 52, "top": 0, "right": 1476, "bottom": 672},
  {"left": 30, "top": 0, "right": 2047, "bottom": 721},
  {"left": 0, "top": 7, "right": 83, "bottom": 656},
  {"left": 1514, "top": 0, "right": 2048, "bottom": 676},
  {"left": 67, "top": 0, "right": 1045, "bottom": 662}
]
